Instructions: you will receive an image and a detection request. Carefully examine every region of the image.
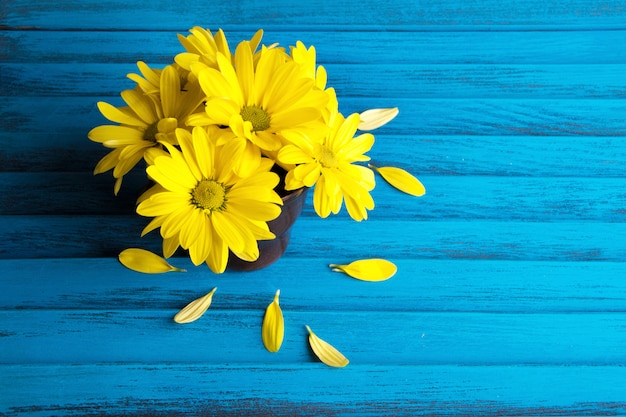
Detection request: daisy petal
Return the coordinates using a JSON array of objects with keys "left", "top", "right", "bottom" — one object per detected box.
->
[
  {"left": 330, "top": 258, "right": 397, "bottom": 281},
  {"left": 97, "top": 102, "right": 145, "bottom": 126},
  {"left": 369, "top": 165, "right": 426, "bottom": 197},
  {"left": 88, "top": 125, "right": 143, "bottom": 144},
  {"left": 119, "top": 248, "right": 185, "bottom": 274},
  {"left": 206, "top": 227, "right": 228, "bottom": 274},
  {"left": 137, "top": 192, "right": 189, "bottom": 217},
  {"left": 305, "top": 325, "right": 349, "bottom": 368},
  {"left": 173, "top": 288, "right": 217, "bottom": 324},
  {"left": 121, "top": 89, "right": 158, "bottom": 125},
  {"left": 262, "top": 290, "right": 284, "bottom": 353},
  {"left": 160, "top": 65, "right": 180, "bottom": 118},
  {"left": 358, "top": 107, "right": 399, "bottom": 131}
]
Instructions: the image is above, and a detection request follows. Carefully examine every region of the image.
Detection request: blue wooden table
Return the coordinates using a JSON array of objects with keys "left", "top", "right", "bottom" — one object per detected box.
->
[{"left": 2, "top": 1, "right": 626, "bottom": 415}]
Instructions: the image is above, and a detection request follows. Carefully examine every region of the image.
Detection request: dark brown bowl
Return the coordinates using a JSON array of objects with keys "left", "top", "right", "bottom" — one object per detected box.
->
[{"left": 227, "top": 187, "right": 309, "bottom": 271}]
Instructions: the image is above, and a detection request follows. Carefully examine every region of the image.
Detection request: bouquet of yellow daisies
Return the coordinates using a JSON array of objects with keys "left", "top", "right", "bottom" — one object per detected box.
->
[{"left": 89, "top": 27, "right": 424, "bottom": 274}]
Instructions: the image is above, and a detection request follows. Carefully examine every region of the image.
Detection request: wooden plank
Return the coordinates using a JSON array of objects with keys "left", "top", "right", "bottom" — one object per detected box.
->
[
  {"left": 3, "top": 173, "right": 626, "bottom": 223},
  {"left": 1, "top": 364, "right": 625, "bottom": 416},
  {"left": 2, "top": 97, "right": 626, "bottom": 174},
  {"left": 5, "top": 132, "right": 626, "bottom": 176},
  {"left": 3, "top": 257, "right": 626, "bottom": 313},
  {"left": 1, "top": 309, "right": 626, "bottom": 365},
  {"left": 7, "top": 96, "right": 626, "bottom": 137},
  {"left": 1, "top": 215, "right": 625, "bottom": 260},
  {"left": 3, "top": 62, "right": 626, "bottom": 99},
  {"left": 2, "top": 0, "right": 626, "bottom": 30},
  {"left": 4, "top": 96, "right": 626, "bottom": 137},
  {"left": 4, "top": 30, "right": 626, "bottom": 65}
]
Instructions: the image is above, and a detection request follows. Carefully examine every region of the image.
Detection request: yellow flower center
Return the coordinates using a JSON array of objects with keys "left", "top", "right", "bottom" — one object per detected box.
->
[
  {"left": 143, "top": 122, "right": 159, "bottom": 142},
  {"left": 191, "top": 179, "right": 227, "bottom": 211},
  {"left": 240, "top": 105, "right": 271, "bottom": 132},
  {"left": 318, "top": 146, "right": 339, "bottom": 168}
]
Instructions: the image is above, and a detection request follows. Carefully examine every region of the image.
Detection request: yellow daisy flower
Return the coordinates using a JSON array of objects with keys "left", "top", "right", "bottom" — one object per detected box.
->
[
  {"left": 278, "top": 112, "right": 376, "bottom": 221},
  {"left": 137, "top": 126, "right": 283, "bottom": 274},
  {"left": 126, "top": 61, "right": 193, "bottom": 99},
  {"left": 188, "top": 41, "right": 329, "bottom": 177},
  {"left": 289, "top": 41, "right": 341, "bottom": 129},
  {"left": 175, "top": 27, "right": 264, "bottom": 78},
  {"left": 126, "top": 61, "right": 163, "bottom": 96},
  {"left": 290, "top": 41, "right": 327, "bottom": 91},
  {"left": 88, "top": 64, "right": 205, "bottom": 194}
]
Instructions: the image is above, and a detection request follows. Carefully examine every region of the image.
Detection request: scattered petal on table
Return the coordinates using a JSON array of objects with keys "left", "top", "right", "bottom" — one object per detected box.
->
[
  {"left": 262, "top": 289, "right": 285, "bottom": 352},
  {"left": 118, "top": 248, "right": 186, "bottom": 274},
  {"left": 174, "top": 287, "right": 217, "bottom": 324},
  {"left": 305, "top": 325, "right": 349, "bottom": 368},
  {"left": 369, "top": 164, "right": 426, "bottom": 197},
  {"left": 330, "top": 258, "right": 397, "bottom": 281},
  {"left": 357, "top": 107, "right": 399, "bottom": 131}
]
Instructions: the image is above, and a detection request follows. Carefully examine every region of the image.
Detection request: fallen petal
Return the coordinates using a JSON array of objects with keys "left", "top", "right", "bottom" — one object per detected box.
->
[
  {"left": 173, "top": 287, "right": 217, "bottom": 324},
  {"left": 262, "top": 290, "right": 284, "bottom": 353},
  {"left": 329, "top": 258, "right": 397, "bottom": 281},
  {"left": 357, "top": 107, "right": 399, "bottom": 131},
  {"left": 369, "top": 164, "right": 426, "bottom": 197},
  {"left": 118, "top": 248, "right": 186, "bottom": 274},
  {"left": 305, "top": 325, "right": 349, "bottom": 368}
]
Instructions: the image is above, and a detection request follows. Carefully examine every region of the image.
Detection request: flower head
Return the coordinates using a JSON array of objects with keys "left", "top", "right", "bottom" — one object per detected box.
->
[
  {"left": 137, "top": 126, "right": 283, "bottom": 273},
  {"left": 88, "top": 63, "right": 205, "bottom": 194},
  {"left": 290, "top": 41, "right": 327, "bottom": 90},
  {"left": 175, "top": 27, "right": 265, "bottom": 78},
  {"left": 279, "top": 112, "right": 376, "bottom": 221},
  {"left": 188, "top": 41, "right": 329, "bottom": 177}
]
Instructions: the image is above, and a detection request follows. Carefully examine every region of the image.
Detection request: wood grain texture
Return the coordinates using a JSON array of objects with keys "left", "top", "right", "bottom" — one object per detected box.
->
[
  {"left": 4, "top": 308, "right": 626, "bottom": 365},
  {"left": 2, "top": 0, "right": 626, "bottom": 415},
  {"left": 3, "top": 0, "right": 626, "bottom": 30},
  {"left": 2, "top": 364, "right": 625, "bottom": 417},
  {"left": 4, "top": 30, "right": 626, "bottom": 65},
  {"left": 4, "top": 62, "right": 626, "bottom": 99},
  {"left": 0, "top": 172, "right": 626, "bottom": 224},
  {"left": 2, "top": 97, "right": 626, "bottom": 173},
  {"left": 3, "top": 258, "right": 626, "bottom": 313},
  {"left": 2, "top": 215, "right": 626, "bottom": 261},
  {"left": 4, "top": 173, "right": 626, "bottom": 221},
  {"left": 4, "top": 96, "right": 626, "bottom": 135}
]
